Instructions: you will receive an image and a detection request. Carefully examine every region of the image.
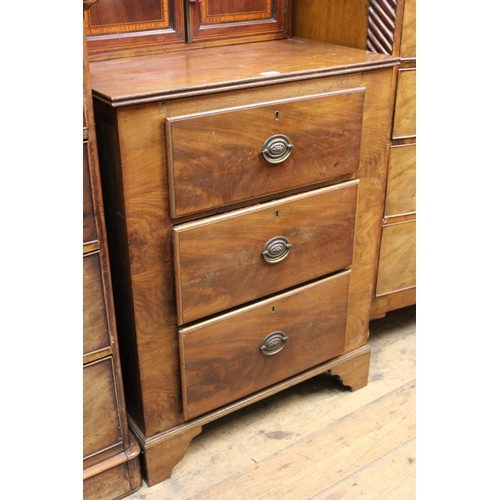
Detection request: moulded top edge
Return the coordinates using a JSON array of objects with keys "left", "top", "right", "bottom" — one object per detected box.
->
[{"left": 89, "top": 38, "right": 400, "bottom": 106}]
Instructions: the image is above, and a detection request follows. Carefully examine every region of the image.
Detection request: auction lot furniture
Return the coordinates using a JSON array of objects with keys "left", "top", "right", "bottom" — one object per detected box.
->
[{"left": 86, "top": 0, "right": 399, "bottom": 488}]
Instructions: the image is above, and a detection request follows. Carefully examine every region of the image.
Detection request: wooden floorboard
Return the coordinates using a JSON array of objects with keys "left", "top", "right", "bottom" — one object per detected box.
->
[{"left": 125, "top": 305, "right": 416, "bottom": 500}]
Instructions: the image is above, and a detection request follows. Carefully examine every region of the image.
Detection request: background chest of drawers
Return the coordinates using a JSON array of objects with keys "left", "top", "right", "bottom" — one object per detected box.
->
[
  {"left": 369, "top": 0, "right": 416, "bottom": 317},
  {"left": 293, "top": 0, "right": 416, "bottom": 318},
  {"left": 89, "top": 37, "right": 398, "bottom": 486},
  {"left": 83, "top": 2, "right": 142, "bottom": 497}
]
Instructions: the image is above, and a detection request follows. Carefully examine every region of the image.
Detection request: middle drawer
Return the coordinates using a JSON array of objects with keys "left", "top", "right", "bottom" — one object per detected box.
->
[{"left": 173, "top": 181, "right": 358, "bottom": 325}]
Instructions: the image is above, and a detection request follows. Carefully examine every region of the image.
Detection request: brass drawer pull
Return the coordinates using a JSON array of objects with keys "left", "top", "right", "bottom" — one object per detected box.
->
[
  {"left": 261, "top": 134, "right": 293, "bottom": 164},
  {"left": 262, "top": 236, "right": 292, "bottom": 264},
  {"left": 260, "top": 331, "right": 288, "bottom": 356}
]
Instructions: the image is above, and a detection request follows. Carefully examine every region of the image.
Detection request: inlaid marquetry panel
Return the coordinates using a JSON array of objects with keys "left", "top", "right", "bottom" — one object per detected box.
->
[
  {"left": 85, "top": 0, "right": 185, "bottom": 58},
  {"left": 200, "top": 0, "right": 272, "bottom": 24},
  {"left": 188, "top": 0, "right": 289, "bottom": 43},
  {"left": 86, "top": 0, "right": 171, "bottom": 34}
]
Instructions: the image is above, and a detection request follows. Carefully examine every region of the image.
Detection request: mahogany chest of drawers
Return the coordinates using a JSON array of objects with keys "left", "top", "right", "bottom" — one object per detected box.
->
[{"left": 90, "top": 38, "right": 398, "bottom": 486}]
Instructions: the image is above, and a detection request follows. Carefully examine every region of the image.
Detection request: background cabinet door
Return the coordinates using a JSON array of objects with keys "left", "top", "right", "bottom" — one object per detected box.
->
[
  {"left": 85, "top": 0, "right": 290, "bottom": 58},
  {"left": 187, "top": 0, "right": 290, "bottom": 43},
  {"left": 84, "top": 0, "right": 185, "bottom": 57}
]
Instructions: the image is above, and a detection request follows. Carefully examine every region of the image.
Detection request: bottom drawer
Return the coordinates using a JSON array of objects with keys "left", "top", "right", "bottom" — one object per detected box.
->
[
  {"left": 179, "top": 271, "right": 350, "bottom": 420},
  {"left": 83, "top": 357, "right": 124, "bottom": 467}
]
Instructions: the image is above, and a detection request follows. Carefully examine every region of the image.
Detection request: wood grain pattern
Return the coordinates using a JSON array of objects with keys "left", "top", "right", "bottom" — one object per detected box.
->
[
  {"left": 83, "top": 142, "right": 98, "bottom": 245},
  {"left": 122, "top": 306, "right": 415, "bottom": 499},
  {"left": 385, "top": 143, "right": 416, "bottom": 216},
  {"left": 343, "top": 67, "right": 397, "bottom": 352},
  {"left": 187, "top": 0, "right": 289, "bottom": 44},
  {"left": 292, "top": 1, "right": 416, "bottom": 318},
  {"left": 83, "top": 457, "right": 142, "bottom": 500},
  {"left": 85, "top": 0, "right": 290, "bottom": 59},
  {"left": 292, "top": 0, "right": 370, "bottom": 50},
  {"left": 89, "top": 38, "right": 397, "bottom": 106},
  {"left": 140, "top": 425, "right": 203, "bottom": 487},
  {"left": 90, "top": 39, "right": 398, "bottom": 482},
  {"left": 83, "top": 10, "right": 142, "bottom": 497},
  {"left": 370, "top": 287, "right": 416, "bottom": 319},
  {"left": 392, "top": 68, "right": 416, "bottom": 139},
  {"left": 85, "top": 0, "right": 186, "bottom": 59},
  {"left": 364, "top": 0, "right": 416, "bottom": 314},
  {"left": 83, "top": 251, "right": 110, "bottom": 356},
  {"left": 87, "top": 0, "right": 169, "bottom": 30},
  {"left": 400, "top": 0, "right": 416, "bottom": 59},
  {"left": 376, "top": 220, "right": 416, "bottom": 296},
  {"left": 130, "top": 344, "right": 371, "bottom": 486},
  {"left": 83, "top": 357, "right": 124, "bottom": 467},
  {"left": 92, "top": 59, "right": 397, "bottom": 435},
  {"left": 198, "top": 381, "right": 414, "bottom": 499},
  {"left": 174, "top": 182, "right": 358, "bottom": 324},
  {"left": 166, "top": 89, "right": 364, "bottom": 217},
  {"left": 180, "top": 273, "right": 350, "bottom": 419}
]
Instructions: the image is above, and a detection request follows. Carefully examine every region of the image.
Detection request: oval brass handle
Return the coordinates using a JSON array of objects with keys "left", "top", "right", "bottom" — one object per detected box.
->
[
  {"left": 260, "top": 331, "right": 288, "bottom": 356},
  {"left": 261, "top": 134, "right": 293, "bottom": 164},
  {"left": 262, "top": 236, "right": 292, "bottom": 264}
]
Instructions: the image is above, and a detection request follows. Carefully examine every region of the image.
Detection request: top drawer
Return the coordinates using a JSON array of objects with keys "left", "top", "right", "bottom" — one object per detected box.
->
[{"left": 166, "top": 89, "right": 365, "bottom": 217}]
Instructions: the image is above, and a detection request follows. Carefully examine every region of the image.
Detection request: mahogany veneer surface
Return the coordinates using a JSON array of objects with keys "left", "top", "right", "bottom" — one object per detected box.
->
[
  {"left": 90, "top": 38, "right": 397, "bottom": 105},
  {"left": 83, "top": 5, "right": 142, "bottom": 496},
  {"left": 83, "top": 252, "right": 110, "bottom": 356},
  {"left": 174, "top": 182, "right": 358, "bottom": 324},
  {"left": 180, "top": 272, "right": 351, "bottom": 420},
  {"left": 90, "top": 37, "right": 398, "bottom": 486},
  {"left": 166, "top": 90, "right": 364, "bottom": 217}
]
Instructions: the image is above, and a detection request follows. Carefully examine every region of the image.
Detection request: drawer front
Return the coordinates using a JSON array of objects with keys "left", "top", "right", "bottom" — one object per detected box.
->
[
  {"left": 83, "top": 357, "right": 124, "bottom": 464},
  {"left": 400, "top": 0, "right": 416, "bottom": 59},
  {"left": 385, "top": 143, "right": 416, "bottom": 216},
  {"left": 83, "top": 251, "right": 110, "bottom": 356},
  {"left": 180, "top": 272, "right": 350, "bottom": 420},
  {"left": 392, "top": 69, "right": 416, "bottom": 139},
  {"left": 83, "top": 142, "right": 97, "bottom": 245},
  {"left": 166, "top": 89, "right": 365, "bottom": 217},
  {"left": 376, "top": 220, "right": 416, "bottom": 296},
  {"left": 173, "top": 181, "right": 358, "bottom": 324}
]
